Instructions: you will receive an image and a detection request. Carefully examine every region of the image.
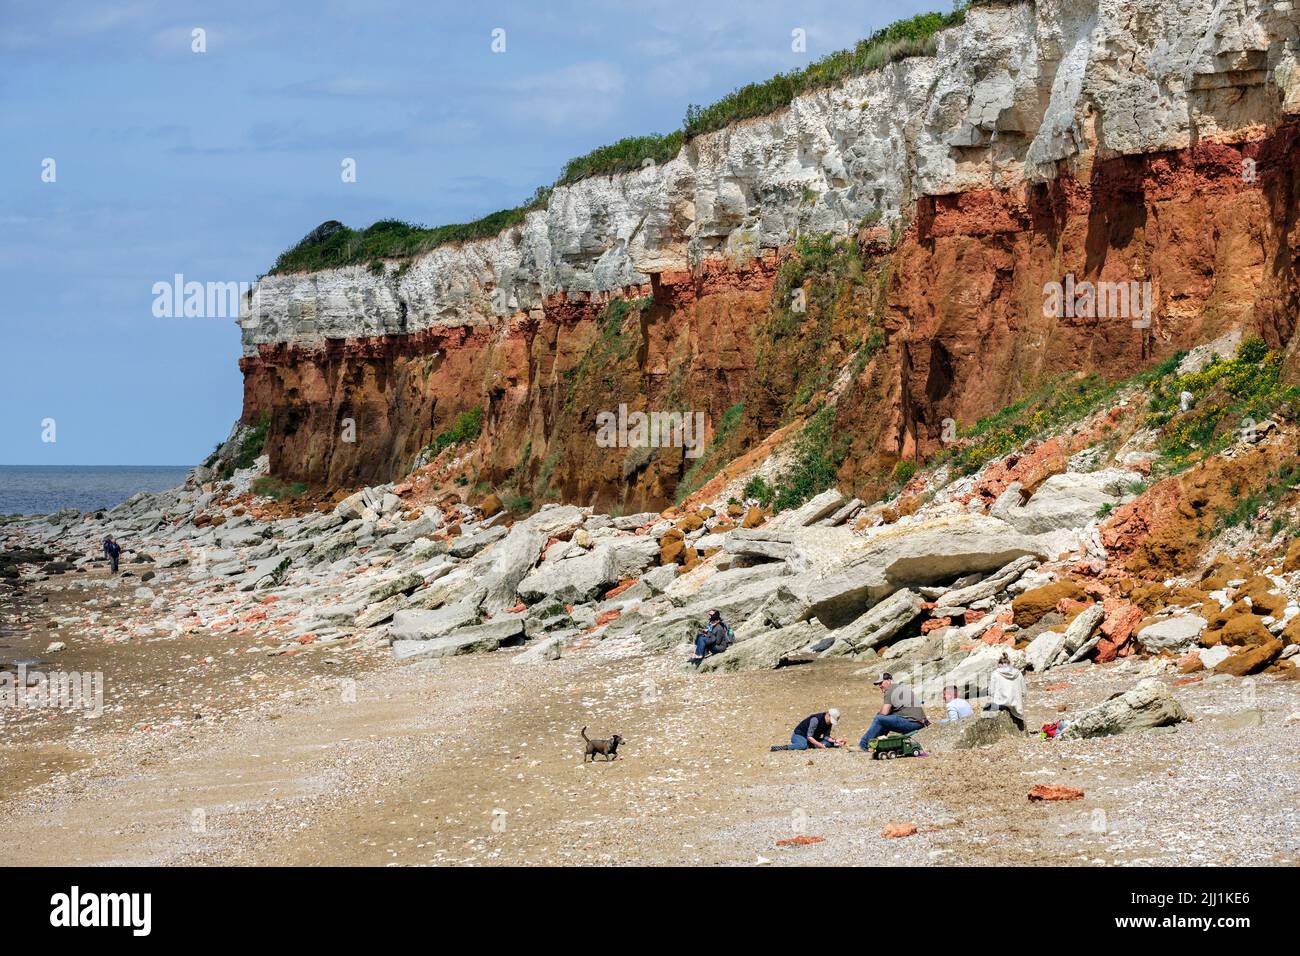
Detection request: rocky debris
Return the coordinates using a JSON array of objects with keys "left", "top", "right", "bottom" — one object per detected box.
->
[
  {"left": 391, "top": 618, "right": 526, "bottom": 662},
  {"left": 940, "top": 555, "right": 1038, "bottom": 608},
  {"left": 1013, "top": 580, "right": 1085, "bottom": 627},
  {"left": 722, "top": 529, "right": 797, "bottom": 563},
  {"left": 994, "top": 470, "right": 1142, "bottom": 534},
  {"left": 880, "top": 822, "right": 918, "bottom": 839},
  {"left": 1059, "top": 679, "right": 1187, "bottom": 739},
  {"left": 769, "top": 488, "right": 846, "bottom": 529},
  {"left": 1026, "top": 603, "right": 1104, "bottom": 671},
  {"left": 1199, "top": 645, "right": 1232, "bottom": 669},
  {"left": 389, "top": 602, "right": 481, "bottom": 641},
  {"left": 1136, "top": 615, "right": 1207, "bottom": 654},
  {"left": 1214, "top": 639, "right": 1283, "bottom": 677},
  {"left": 512, "top": 635, "right": 563, "bottom": 664},
  {"left": 448, "top": 525, "right": 507, "bottom": 559},
  {"left": 478, "top": 525, "right": 546, "bottom": 613},
  {"left": 821, "top": 589, "right": 924, "bottom": 657},
  {"left": 849, "top": 514, "right": 1049, "bottom": 602}
]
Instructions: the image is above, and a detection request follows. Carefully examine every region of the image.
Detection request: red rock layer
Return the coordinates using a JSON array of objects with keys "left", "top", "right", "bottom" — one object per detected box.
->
[{"left": 241, "top": 124, "right": 1300, "bottom": 504}]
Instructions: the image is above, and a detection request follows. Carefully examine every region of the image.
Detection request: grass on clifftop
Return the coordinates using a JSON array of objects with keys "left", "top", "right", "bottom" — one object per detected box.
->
[
  {"left": 683, "top": 9, "right": 966, "bottom": 139},
  {"left": 269, "top": 5, "right": 976, "bottom": 275}
]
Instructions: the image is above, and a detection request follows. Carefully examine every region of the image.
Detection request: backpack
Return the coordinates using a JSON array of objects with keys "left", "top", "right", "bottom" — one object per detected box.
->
[{"left": 714, "top": 622, "right": 734, "bottom": 652}]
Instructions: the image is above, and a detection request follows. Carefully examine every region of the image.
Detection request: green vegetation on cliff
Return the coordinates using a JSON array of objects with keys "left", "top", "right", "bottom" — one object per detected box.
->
[
  {"left": 269, "top": 6, "right": 973, "bottom": 275},
  {"left": 746, "top": 404, "right": 849, "bottom": 512},
  {"left": 682, "top": 9, "right": 966, "bottom": 138},
  {"left": 432, "top": 406, "right": 484, "bottom": 454},
  {"left": 1147, "top": 338, "right": 1300, "bottom": 471}
]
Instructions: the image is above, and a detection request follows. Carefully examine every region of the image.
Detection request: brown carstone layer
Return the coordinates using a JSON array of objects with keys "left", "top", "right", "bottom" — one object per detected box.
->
[{"left": 241, "top": 124, "right": 1300, "bottom": 507}]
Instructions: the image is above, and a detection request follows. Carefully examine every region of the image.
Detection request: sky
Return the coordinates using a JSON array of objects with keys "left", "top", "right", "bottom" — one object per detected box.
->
[{"left": 0, "top": 0, "right": 945, "bottom": 465}]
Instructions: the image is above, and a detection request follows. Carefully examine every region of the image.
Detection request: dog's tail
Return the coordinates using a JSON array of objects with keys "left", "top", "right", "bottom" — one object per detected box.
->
[{"left": 580, "top": 725, "right": 589, "bottom": 742}]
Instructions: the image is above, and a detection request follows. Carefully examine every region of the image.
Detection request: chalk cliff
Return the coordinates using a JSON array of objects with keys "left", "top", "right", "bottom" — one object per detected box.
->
[{"left": 238, "top": 0, "right": 1300, "bottom": 510}]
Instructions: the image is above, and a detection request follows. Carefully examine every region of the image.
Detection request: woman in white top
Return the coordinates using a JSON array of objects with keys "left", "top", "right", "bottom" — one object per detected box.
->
[{"left": 985, "top": 652, "right": 1027, "bottom": 732}]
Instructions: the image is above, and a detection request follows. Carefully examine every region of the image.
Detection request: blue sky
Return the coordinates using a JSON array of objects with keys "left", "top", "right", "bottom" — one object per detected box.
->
[{"left": 0, "top": 0, "right": 943, "bottom": 465}]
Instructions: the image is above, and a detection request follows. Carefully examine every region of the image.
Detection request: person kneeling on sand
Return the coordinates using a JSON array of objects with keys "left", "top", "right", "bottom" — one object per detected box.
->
[
  {"left": 771, "top": 708, "right": 845, "bottom": 750},
  {"left": 938, "top": 685, "right": 974, "bottom": 724},
  {"left": 858, "top": 672, "right": 929, "bottom": 749},
  {"left": 983, "top": 652, "right": 1026, "bottom": 732}
]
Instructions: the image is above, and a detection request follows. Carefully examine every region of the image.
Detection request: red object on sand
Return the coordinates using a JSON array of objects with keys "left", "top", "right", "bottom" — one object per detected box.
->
[{"left": 1028, "top": 784, "right": 1084, "bottom": 802}]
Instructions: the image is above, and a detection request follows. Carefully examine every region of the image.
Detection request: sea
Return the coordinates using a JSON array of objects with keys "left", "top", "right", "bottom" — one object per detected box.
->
[{"left": 0, "top": 465, "right": 193, "bottom": 516}]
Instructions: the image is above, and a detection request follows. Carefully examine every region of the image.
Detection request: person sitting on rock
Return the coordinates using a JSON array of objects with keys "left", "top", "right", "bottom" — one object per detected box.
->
[
  {"left": 771, "top": 708, "right": 844, "bottom": 750},
  {"left": 858, "top": 672, "right": 929, "bottom": 749},
  {"left": 689, "top": 609, "right": 732, "bottom": 664},
  {"left": 102, "top": 535, "right": 122, "bottom": 575},
  {"left": 983, "top": 652, "right": 1026, "bottom": 732},
  {"left": 938, "top": 685, "right": 974, "bottom": 723}
]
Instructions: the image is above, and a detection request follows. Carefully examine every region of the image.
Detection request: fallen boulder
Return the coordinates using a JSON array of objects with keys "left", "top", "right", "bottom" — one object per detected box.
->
[
  {"left": 997, "top": 470, "right": 1141, "bottom": 534},
  {"left": 1136, "top": 615, "right": 1207, "bottom": 655},
  {"left": 1059, "top": 678, "right": 1187, "bottom": 739},
  {"left": 391, "top": 617, "right": 526, "bottom": 662},
  {"left": 517, "top": 548, "right": 616, "bottom": 605},
  {"left": 940, "top": 555, "right": 1038, "bottom": 608},
  {"left": 722, "top": 528, "right": 797, "bottom": 563},
  {"left": 1214, "top": 639, "right": 1283, "bottom": 677},
  {"left": 389, "top": 601, "right": 481, "bottom": 641},
  {"left": 821, "top": 589, "right": 924, "bottom": 657},
  {"left": 953, "top": 710, "right": 1021, "bottom": 748},
  {"left": 1013, "top": 579, "right": 1085, "bottom": 627}
]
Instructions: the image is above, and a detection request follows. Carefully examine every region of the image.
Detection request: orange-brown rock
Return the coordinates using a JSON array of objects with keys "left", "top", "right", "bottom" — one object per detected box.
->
[
  {"left": 742, "top": 507, "right": 765, "bottom": 529},
  {"left": 1102, "top": 442, "right": 1299, "bottom": 577},
  {"left": 980, "top": 626, "right": 1010, "bottom": 645},
  {"left": 659, "top": 529, "right": 686, "bottom": 565},
  {"left": 1281, "top": 615, "right": 1300, "bottom": 646},
  {"left": 1013, "top": 581, "right": 1085, "bottom": 628},
  {"left": 1284, "top": 539, "right": 1300, "bottom": 573},
  {"left": 1210, "top": 612, "right": 1274, "bottom": 647},
  {"left": 675, "top": 513, "right": 704, "bottom": 533},
  {"left": 1235, "top": 576, "right": 1287, "bottom": 617},
  {"left": 1214, "top": 640, "right": 1283, "bottom": 676}
]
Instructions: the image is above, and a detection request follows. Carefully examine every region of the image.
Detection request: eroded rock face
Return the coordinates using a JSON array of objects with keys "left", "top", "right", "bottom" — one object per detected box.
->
[{"left": 239, "top": 0, "right": 1300, "bottom": 502}]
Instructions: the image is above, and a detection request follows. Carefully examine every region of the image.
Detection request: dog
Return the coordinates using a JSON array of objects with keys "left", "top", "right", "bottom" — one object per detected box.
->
[{"left": 581, "top": 726, "right": 623, "bottom": 762}]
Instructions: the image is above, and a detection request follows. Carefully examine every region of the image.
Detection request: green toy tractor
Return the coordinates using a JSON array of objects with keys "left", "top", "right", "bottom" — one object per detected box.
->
[{"left": 868, "top": 731, "right": 925, "bottom": 760}]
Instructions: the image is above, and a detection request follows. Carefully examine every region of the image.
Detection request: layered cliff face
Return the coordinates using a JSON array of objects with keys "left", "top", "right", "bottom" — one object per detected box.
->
[{"left": 239, "top": 0, "right": 1300, "bottom": 509}]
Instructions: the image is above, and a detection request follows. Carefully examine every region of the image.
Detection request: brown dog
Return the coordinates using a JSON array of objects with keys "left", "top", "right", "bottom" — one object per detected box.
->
[{"left": 581, "top": 726, "right": 623, "bottom": 762}]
